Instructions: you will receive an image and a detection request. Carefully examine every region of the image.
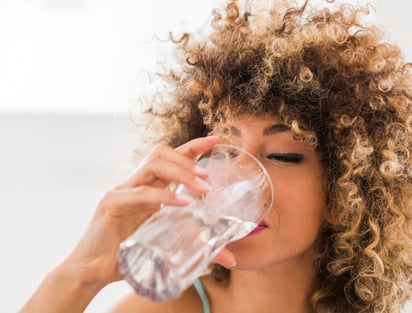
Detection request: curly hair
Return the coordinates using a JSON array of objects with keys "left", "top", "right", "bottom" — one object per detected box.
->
[{"left": 139, "top": 0, "right": 412, "bottom": 312}]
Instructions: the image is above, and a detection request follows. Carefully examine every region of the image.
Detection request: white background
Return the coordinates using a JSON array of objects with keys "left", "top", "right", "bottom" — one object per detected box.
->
[{"left": 0, "top": 1, "right": 411, "bottom": 312}]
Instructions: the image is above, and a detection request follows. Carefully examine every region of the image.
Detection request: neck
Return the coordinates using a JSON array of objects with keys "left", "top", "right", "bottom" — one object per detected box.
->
[{"left": 221, "top": 255, "right": 318, "bottom": 313}]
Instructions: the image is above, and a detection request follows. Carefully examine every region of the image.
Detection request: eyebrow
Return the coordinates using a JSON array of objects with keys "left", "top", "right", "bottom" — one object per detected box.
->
[
  {"left": 262, "top": 124, "right": 291, "bottom": 136},
  {"left": 228, "top": 123, "right": 291, "bottom": 136}
]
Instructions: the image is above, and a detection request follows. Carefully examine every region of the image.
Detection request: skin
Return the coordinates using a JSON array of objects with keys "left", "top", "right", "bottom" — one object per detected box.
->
[
  {"left": 19, "top": 136, "right": 235, "bottom": 313},
  {"left": 20, "top": 115, "right": 327, "bottom": 313},
  {"left": 109, "top": 115, "right": 328, "bottom": 313},
  {"left": 223, "top": 115, "right": 326, "bottom": 270}
]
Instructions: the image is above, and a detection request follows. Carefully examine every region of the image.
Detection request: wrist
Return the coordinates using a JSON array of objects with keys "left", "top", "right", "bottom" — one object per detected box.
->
[
  {"left": 47, "top": 261, "right": 104, "bottom": 312},
  {"left": 57, "top": 258, "right": 107, "bottom": 293},
  {"left": 19, "top": 261, "right": 105, "bottom": 313}
]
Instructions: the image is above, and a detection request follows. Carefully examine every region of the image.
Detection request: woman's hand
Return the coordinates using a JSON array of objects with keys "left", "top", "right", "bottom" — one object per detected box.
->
[
  {"left": 64, "top": 136, "right": 225, "bottom": 288},
  {"left": 20, "top": 135, "right": 236, "bottom": 313}
]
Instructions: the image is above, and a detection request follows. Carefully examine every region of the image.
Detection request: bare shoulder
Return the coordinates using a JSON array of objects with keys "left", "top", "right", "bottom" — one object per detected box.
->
[
  {"left": 107, "top": 285, "right": 203, "bottom": 313},
  {"left": 106, "top": 291, "right": 161, "bottom": 313}
]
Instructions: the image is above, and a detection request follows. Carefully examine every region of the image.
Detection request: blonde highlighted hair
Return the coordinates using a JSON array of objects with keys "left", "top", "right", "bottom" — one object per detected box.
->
[{"left": 140, "top": 1, "right": 412, "bottom": 312}]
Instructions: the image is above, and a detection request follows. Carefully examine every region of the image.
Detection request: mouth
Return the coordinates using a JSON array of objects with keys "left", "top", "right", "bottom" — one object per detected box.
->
[{"left": 247, "top": 220, "right": 268, "bottom": 236}]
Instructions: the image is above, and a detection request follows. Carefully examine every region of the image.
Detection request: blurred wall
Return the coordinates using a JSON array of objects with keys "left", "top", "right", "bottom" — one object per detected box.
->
[{"left": 0, "top": 113, "right": 138, "bottom": 312}]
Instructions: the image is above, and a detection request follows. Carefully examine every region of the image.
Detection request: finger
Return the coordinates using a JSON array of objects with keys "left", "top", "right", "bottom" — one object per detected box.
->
[
  {"left": 99, "top": 186, "right": 193, "bottom": 219},
  {"left": 117, "top": 157, "right": 211, "bottom": 194},
  {"left": 175, "top": 136, "right": 219, "bottom": 159},
  {"left": 212, "top": 248, "right": 237, "bottom": 268},
  {"left": 147, "top": 144, "right": 197, "bottom": 171},
  {"left": 118, "top": 142, "right": 212, "bottom": 190},
  {"left": 136, "top": 158, "right": 211, "bottom": 193}
]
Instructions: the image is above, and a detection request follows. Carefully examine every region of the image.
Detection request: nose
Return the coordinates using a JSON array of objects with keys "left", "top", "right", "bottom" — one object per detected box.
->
[
  {"left": 208, "top": 144, "right": 274, "bottom": 218},
  {"left": 219, "top": 144, "right": 269, "bottom": 186},
  {"left": 229, "top": 141, "right": 265, "bottom": 165},
  {"left": 226, "top": 144, "right": 274, "bottom": 215}
]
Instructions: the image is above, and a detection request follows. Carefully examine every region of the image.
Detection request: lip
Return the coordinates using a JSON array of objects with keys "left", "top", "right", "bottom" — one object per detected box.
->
[{"left": 247, "top": 220, "right": 268, "bottom": 236}]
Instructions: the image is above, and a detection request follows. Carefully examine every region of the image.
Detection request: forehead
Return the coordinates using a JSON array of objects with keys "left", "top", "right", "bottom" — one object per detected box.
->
[
  {"left": 211, "top": 113, "right": 319, "bottom": 150},
  {"left": 232, "top": 114, "right": 281, "bottom": 125}
]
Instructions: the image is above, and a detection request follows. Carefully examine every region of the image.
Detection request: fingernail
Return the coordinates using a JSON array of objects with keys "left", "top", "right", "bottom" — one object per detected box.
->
[
  {"left": 175, "top": 194, "right": 194, "bottom": 204},
  {"left": 194, "top": 165, "right": 208, "bottom": 176},
  {"left": 227, "top": 259, "right": 237, "bottom": 267},
  {"left": 195, "top": 177, "right": 212, "bottom": 191}
]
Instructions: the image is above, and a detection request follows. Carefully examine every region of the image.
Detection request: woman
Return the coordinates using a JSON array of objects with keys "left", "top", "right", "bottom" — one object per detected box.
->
[{"left": 20, "top": 0, "right": 412, "bottom": 312}]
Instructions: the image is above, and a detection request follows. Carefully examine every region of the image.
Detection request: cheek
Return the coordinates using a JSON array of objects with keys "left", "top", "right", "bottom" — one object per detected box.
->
[
  {"left": 274, "top": 174, "right": 326, "bottom": 240},
  {"left": 226, "top": 178, "right": 326, "bottom": 269}
]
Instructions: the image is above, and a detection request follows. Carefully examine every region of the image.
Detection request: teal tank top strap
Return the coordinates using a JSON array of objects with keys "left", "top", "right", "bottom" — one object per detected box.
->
[{"left": 194, "top": 278, "right": 211, "bottom": 313}]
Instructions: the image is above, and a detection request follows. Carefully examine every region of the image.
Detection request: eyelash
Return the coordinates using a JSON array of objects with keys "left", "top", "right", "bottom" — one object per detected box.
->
[{"left": 267, "top": 153, "right": 304, "bottom": 163}]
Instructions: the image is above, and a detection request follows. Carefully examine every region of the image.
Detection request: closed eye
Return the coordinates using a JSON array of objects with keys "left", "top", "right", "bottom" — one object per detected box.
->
[{"left": 267, "top": 153, "right": 304, "bottom": 163}]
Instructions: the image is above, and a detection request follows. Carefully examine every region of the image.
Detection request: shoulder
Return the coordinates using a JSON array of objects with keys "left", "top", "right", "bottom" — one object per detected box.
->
[
  {"left": 106, "top": 285, "right": 203, "bottom": 313},
  {"left": 106, "top": 292, "right": 166, "bottom": 313}
]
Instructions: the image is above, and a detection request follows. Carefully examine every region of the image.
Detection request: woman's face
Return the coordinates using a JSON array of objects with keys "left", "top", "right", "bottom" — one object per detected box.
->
[{"left": 216, "top": 115, "right": 327, "bottom": 270}]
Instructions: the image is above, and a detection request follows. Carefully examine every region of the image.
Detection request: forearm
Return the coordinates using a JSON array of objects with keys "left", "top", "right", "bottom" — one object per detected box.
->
[{"left": 19, "top": 261, "right": 104, "bottom": 313}]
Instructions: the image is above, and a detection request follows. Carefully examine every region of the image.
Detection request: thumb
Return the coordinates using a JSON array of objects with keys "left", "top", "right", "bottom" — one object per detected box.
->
[{"left": 212, "top": 248, "right": 236, "bottom": 268}]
